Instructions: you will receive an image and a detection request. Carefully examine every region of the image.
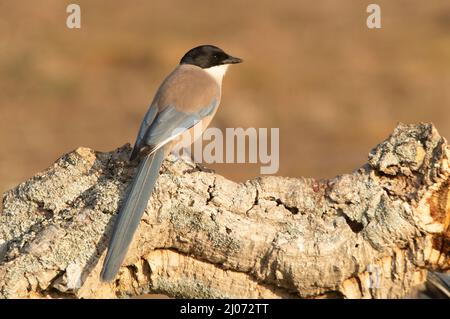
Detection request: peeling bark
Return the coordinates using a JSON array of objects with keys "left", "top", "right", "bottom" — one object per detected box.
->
[{"left": 0, "top": 123, "right": 449, "bottom": 299}]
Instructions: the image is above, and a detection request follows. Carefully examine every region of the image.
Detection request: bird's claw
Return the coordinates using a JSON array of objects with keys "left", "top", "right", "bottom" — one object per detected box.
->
[{"left": 183, "top": 163, "right": 215, "bottom": 174}]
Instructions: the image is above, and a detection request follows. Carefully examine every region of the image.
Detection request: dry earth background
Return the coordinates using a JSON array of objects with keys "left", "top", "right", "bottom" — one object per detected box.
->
[{"left": 1, "top": 0, "right": 450, "bottom": 196}]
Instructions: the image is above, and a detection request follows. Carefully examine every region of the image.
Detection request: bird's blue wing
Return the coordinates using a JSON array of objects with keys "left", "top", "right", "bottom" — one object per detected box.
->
[
  {"left": 144, "top": 100, "right": 217, "bottom": 148},
  {"left": 131, "top": 99, "right": 218, "bottom": 159},
  {"left": 130, "top": 104, "right": 159, "bottom": 160}
]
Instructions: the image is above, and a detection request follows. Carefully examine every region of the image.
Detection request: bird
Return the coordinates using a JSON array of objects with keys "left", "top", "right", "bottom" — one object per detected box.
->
[{"left": 100, "top": 45, "right": 243, "bottom": 281}]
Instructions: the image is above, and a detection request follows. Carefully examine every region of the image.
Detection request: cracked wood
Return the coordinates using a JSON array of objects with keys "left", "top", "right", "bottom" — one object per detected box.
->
[{"left": 0, "top": 123, "right": 449, "bottom": 298}]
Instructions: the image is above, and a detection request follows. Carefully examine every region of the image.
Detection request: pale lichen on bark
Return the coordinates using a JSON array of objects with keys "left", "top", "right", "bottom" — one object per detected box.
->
[{"left": 0, "top": 123, "right": 449, "bottom": 298}]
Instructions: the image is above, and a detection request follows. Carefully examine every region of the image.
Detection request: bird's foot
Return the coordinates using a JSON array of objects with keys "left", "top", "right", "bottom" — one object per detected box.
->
[{"left": 183, "top": 162, "right": 215, "bottom": 174}]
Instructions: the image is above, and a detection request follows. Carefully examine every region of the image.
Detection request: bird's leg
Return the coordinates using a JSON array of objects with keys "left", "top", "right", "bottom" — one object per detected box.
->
[
  {"left": 169, "top": 149, "right": 213, "bottom": 173},
  {"left": 169, "top": 149, "right": 195, "bottom": 164},
  {"left": 169, "top": 147, "right": 214, "bottom": 173},
  {"left": 183, "top": 162, "right": 215, "bottom": 174}
]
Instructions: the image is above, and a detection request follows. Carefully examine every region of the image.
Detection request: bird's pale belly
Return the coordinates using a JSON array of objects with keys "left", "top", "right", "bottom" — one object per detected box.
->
[{"left": 165, "top": 113, "right": 215, "bottom": 156}]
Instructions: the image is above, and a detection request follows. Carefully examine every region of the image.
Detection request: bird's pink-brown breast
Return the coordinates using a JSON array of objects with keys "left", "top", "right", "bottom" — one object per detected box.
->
[
  {"left": 155, "top": 65, "right": 221, "bottom": 155},
  {"left": 155, "top": 64, "right": 221, "bottom": 113}
]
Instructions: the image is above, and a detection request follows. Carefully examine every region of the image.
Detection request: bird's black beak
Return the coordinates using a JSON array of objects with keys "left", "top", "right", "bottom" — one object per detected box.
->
[{"left": 223, "top": 55, "right": 243, "bottom": 64}]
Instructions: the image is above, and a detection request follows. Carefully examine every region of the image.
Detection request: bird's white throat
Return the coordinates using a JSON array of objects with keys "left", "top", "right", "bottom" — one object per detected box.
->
[{"left": 204, "top": 64, "right": 229, "bottom": 84}]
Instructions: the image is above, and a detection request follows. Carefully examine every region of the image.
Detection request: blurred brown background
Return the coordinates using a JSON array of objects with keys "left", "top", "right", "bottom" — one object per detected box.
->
[{"left": 1, "top": 0, "right": 450, "bottom": 194}]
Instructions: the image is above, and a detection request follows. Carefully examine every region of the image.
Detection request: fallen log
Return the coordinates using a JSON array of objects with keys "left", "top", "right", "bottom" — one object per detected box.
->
[{"left": 0, "top": 123, "right": 449, "bottom": 298}]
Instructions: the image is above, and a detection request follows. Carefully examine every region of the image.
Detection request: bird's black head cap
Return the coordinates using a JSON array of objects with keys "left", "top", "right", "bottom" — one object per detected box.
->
[{"left": 180, "top": 45, "right": 243, "bottom": 68}]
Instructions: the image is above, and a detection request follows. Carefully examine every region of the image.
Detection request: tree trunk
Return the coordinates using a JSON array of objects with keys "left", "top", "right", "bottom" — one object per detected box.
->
[{"left": 0, "top": 123, "right": 449, "bottom": 299}]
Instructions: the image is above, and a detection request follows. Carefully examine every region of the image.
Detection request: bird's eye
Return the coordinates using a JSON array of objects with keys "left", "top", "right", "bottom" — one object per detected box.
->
[{"left": 213, "top": 54, "right": 218, "bottom": 59}]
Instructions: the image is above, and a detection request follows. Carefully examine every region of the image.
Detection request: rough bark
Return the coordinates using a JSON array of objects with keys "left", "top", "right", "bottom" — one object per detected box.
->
[{"left": 0, "top": 123, "right": 449, "bottom": 299}]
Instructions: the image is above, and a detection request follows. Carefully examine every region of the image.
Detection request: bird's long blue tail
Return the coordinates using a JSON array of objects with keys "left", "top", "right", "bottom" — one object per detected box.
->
[{"left": 101, "top": 147, "right": 165, "bottom": 281}]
